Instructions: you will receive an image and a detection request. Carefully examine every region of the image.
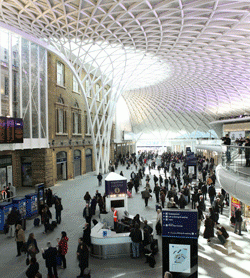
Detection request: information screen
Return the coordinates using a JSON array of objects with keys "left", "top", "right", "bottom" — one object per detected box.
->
[
  {"left": 162, "top": 210, "right": 198, "bottom": 239},
  {"left": 169, "top": 244, "right": 191, "bottom": 273},
  {"left": 0, "top": 117, "right": 23, "bottom": 144}
]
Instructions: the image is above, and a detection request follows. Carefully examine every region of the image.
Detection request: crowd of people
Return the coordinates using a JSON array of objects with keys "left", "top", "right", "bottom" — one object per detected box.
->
[{"left": 2, "top": 149, "right": 244, "bottom": 277}]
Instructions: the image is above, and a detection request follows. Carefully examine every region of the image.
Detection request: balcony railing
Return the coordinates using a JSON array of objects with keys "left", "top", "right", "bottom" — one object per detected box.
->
[{"left": 221, "top": 144, "right": 250, "bottom": 179}]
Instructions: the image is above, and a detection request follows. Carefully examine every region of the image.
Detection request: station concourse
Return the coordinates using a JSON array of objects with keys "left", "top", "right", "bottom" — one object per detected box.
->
[
  {"left": 0, "top": 1, "right": 250, "bottom": 277},
  {"left": 0, "top": 161, "right": 250, "bottom": 278}
]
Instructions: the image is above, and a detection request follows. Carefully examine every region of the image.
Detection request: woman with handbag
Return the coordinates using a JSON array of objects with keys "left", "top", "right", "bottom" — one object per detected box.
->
[
  {"left": 27, "top": 233, "right": 39, "bottom": 259},
  {"left": 57, "top": 231, "right": 69, "bottom": 269}
]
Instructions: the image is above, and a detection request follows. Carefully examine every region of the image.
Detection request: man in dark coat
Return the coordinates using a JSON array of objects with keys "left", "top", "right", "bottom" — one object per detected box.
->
[
  {"left": 82, "top": 223, "right": 91, "bottom": 247},
  {"left": 77, "top": 242, "right": 89, "bottom": 278},
  {"left": 208, "top": 185, "right": 216, "bottom": 205},
  {"left": 153, "top": 183, "right": 160, "bottom": 203},
  {"left": 129, "top": 223, "right": 142, "bottom": 258},
  {"left": 234, "top": 208, "right": 242, "bottom": 235},
  {"left": 83, "top": 204, "right": 92, "bottom": 226},
  {"left": 6, "top": 208, "right": 19, "bottom": 237},
  {"left": 97, "top": 173, "right": 103, "bottom": 186},
  {"left": 42, "top": 242, "right": 58, "bottom": 278}
]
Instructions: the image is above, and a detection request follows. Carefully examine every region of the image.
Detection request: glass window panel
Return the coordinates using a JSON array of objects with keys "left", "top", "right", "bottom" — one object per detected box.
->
[
  {"left": 0, "top": 31, "right": 10, "bottom": 116},
  {"left": 57, "top": 61, "right": 64, "bottom": 86},
  {"left": 21, "top": 38, "right": 30, "bottom": 138},
  {"left": 12, "top": 35, "right": 20, "bottom": 118},
  {"left": 39, "top": 47, "right": 46, "bottom": 138},
  {"left": 31, "top": 43, "right": 38, "bottom": 138}
]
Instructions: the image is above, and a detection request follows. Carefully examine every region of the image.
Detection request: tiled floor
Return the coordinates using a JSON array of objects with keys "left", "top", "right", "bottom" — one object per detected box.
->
[{"left": 0, "top": 162, "right": 250, "bottom": 278}]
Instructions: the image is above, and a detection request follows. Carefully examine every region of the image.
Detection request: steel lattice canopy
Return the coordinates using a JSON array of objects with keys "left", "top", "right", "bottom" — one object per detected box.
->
[{"left": 1, "top": 0, "right": 250, "bottom": 135}]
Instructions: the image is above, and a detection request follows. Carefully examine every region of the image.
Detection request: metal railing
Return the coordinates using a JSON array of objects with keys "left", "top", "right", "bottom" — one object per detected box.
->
[{"left": 221, "top": 144, "right": 250, "bottom": 180}]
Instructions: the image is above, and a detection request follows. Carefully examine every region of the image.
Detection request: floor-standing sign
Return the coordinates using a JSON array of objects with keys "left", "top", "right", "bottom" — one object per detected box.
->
[{"left": 162, "top": 209, "right": 198, "bottom": 278}]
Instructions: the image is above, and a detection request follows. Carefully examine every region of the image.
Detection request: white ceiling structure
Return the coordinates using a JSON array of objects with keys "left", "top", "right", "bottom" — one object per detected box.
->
[{"left": 1, "top": 0, "right": 250, "bottom": 138}]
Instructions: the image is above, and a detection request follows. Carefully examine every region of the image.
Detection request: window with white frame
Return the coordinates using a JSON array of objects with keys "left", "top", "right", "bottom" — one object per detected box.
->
[
  {"left": 57, "top": 61, "right": 65, "bottom": 86},
  {"left": 73, "top": 75, "right": 79, "bottom": 93}
]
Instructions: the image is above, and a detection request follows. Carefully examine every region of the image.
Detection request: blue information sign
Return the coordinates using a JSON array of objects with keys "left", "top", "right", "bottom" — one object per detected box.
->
[{"left": 162, "top": 209, "right": 198, "bottom": 239}]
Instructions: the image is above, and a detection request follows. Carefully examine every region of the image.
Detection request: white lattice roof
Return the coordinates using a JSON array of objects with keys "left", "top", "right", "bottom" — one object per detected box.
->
[{"left": 1, "top": 0, "right": 250, "bottom": 135}]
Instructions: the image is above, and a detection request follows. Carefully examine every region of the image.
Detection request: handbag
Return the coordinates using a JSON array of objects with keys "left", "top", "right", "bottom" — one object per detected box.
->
[
  {"left": 28, "top": 243, "right": 36, "bottom": 254},
  {"left": 35, "top": 272, "right": 42, "bottom": 278}
]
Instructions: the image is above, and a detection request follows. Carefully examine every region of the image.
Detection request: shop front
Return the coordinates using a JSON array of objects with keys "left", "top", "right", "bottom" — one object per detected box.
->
[
  {"left": 56, "top": 152, "right": 67, "bottom": 181},
  {"left": 230, "top": 196, "right": 250, "bottom": 233}
]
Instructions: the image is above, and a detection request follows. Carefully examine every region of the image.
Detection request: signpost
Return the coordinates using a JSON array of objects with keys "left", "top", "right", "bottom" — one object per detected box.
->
[{"left": 162, "top": 209, "right": 198, "bottom": 278}]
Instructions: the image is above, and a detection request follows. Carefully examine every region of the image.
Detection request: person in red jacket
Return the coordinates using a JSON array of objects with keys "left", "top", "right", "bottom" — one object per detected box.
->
[{"left": 57, "top": 231, "right": 68, "bottom": 269}]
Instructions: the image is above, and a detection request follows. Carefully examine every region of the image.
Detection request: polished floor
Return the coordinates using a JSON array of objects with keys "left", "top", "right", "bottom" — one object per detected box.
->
[{"left": 0, "top": 162, "right": 250, "bottom": 278}]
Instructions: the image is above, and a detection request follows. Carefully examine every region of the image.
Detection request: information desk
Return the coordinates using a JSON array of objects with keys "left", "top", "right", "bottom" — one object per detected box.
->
[
  {"left": 90, "top": 215, "right": 153, "bottom": 259},
  {"left": 91, "top": 222, "right": 131, "bottom": 259}
]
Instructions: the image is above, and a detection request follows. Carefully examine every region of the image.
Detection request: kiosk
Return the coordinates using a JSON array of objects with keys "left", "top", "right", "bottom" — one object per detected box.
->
[
  {"left": 12, "top": 197, "right": 27, "bottom": 219},
  {"left": 35, "top": 183, "right": 45, "bottom": 212},
  {"left": 90, "top": 173, "right": 154, "bottom": 259},
  {"left": 105, "top": 172, "right": 128, "bottom": 217},
  {"left": 25, "top": 193, "right": 38, "bottom": 218},
  {"left": 0, "top": 201, "right": 12, "bottom": 232}
]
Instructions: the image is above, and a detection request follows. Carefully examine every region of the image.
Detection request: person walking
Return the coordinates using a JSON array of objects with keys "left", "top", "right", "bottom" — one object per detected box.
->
[
  {"left": 143, "top": 188, "right": 151, "bottom": 207},
  {"left": 77, "top": 242, "right": 89, "bottom": 278},
  {"left": 83, "top": 203, "right": 92, "bottom": 225},
  {"left": 84, "top": 191, "right": 91, "bottom": 204},
  {"left": 208, "top": 184, "right": 216, "bottom": 205},
  {"left": 153, "top": 183, "right": 160, "bottom": 203},
  {"left": 55, "top": 198, "right": 63, "bottom": 224},
  {"left": 27, "top": 233, "right": 39, "bottom": 259},
  {"left": 25, "top": 257, "right": 40, "bottom": 278},
  {"left": 179, "top": 193, "right": 187, "bottom": 209},
  {"left": 90, "top": 196, "right": 97, "bottom": 216},
  {"left": 160, "top": 191, "right": 166, "bottom": 208},
  {"left": 156, "top": 209, "right": 162, "bottom": 235},
  {"left": 97, "top": 173, "right": 103, "bottom": 186},
  {"left": 57, "top": 231, "right": 69, "bottom": 269},
  {"left": 203, "top": 215, "right": 214, "bottom": 243},
  {"left": 42, "top": 242, "right": 58, "bottom": 278},
  {"left": 6, "top": 207, "right": 19, "bottom": 237},
  {"left": 15, "top": 224, "right": 26, "bottom": 257},
  {"left": 129, "top": 223, "right": 142, "bottom": 258},
  {"left": 234, "top": 208, "right": 242, "bottom": 235},
  {"left": 82, "top": 223, "right": 91, "bottom": 247}
]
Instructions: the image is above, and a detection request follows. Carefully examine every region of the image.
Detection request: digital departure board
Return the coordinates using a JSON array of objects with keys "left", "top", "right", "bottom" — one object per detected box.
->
[{"left": 0, "top": 117, "right": 23, "bottom": 144}]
